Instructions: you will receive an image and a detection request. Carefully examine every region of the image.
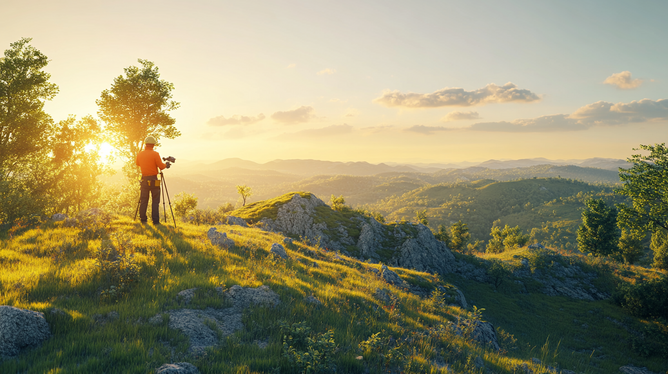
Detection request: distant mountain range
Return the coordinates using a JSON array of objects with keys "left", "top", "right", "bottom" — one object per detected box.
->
[{"left": 173, "top": 157, "right": 629, "bottom": 177}]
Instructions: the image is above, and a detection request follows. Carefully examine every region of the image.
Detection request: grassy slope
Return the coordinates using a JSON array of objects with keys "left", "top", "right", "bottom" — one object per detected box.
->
[{"left": 1, "top": 212, "right": 666, "bottom": 373}]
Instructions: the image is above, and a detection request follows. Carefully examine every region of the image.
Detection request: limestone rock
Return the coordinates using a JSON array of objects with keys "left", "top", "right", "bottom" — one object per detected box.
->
[
  {"left": 226, "top": 216, "right": 248, "bottom": 227},
  {"left": 207, "top": 227, "right": 235, "bottom": 248},
  {"left": 270, "top": 243, "right": 289, "bottom": 259},
  {"left": 379, "top": 265, "right": 407, "bottom": 288},
  {"left": 451, "top": 317, "right": 501, "bottom": 351},
  {"left": 0, "top": 306, "right": 51, "bottom": 359},
  {"left": 374, "top": 288, "right": 391, "bottom": 304},
  {"left": 304, "top": 295, "right": 322, "bottom": 306},
  {"left": 283, "top": 237, "right": 293, "bottom": 245},
  {"left": 51, "top": 213, "right": 67, "bottom": 221},
  {"left": 395, "top": 224, "right": 455, "bottom": 274},
  {"left": 156, "top": 362, "right": 200, "bottom": 374},
  {"left": 177, "top": 288, "right": 198, "bottom": 304}
]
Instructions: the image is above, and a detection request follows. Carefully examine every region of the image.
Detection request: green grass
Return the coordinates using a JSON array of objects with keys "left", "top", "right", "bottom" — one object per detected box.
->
[{"left": 1, "top": 214, "right": 666, "bottom": 373}]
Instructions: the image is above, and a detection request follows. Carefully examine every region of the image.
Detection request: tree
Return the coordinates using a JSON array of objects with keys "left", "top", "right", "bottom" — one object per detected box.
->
[
  {"left": 650, "top": 229, "right": 668, "bottom": 271},
  {"left": 237, "top": 185, "right": 252, "bottom": 206},
  {"left": 617, "top": 229, "right": 644, "bottom": 265},
  {"left": 576, "top": 199, "right": 620, "bottom": 257},
  {"left": 174, "top": 192, "right": 198, "bottom": 217},
  {"left": 415, "top": 210, "right": 428, "bottom": 226},
  {"left": 487, "top": 225, "right": 529, "bottom": 253},
  {"left": 330, "top": 195, "right": 348, "bottom": 212},
  {"left": 449, "top": 220, "right": 471, "bottom": 251},
  {"left": 97, "top": 59, "right": 180, "bottom": 179},
  {"left": 0, "top": 38, "right": 58, "bottom": 172},
  {"left": 617, "top": 143, "right": 668, "bottom": 233},
  {"left": 434, "top": 224, "right": 450, "bottom": 244}
]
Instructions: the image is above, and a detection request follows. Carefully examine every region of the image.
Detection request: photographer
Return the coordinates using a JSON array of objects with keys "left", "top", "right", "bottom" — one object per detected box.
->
[{"left": 135, "top": 136, "right": 167, "bottom": 225}]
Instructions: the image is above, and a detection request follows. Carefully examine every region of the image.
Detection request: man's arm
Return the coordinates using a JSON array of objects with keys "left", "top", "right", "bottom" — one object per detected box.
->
[{"left": 155, "top": 152, "right": 167, "bottom": 170}]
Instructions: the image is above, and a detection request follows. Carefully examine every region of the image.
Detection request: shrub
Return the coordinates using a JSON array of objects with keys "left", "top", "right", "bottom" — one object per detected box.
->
[
  {"left": 77, "top": 209, "right": 112, "bottom": 240},
  {"left": 487, "top": 225, "right": 529, "bottom": 253},
  {"left": 613, "top": 276, "right": 668, "bottom": 319},
  {"left": 651, "top": 229, "right": 668, "bottom": 271},
  {"left": 187, "top": 209, "right": 227, "bottom": 225},
  {"left": 280, "top": 321, "right": 337, "bottom": 374},
  {"left": 330, "top": 195, "right": 349, "bottom": 212},
  {"left": 95, "top": 235, "right": 140, "bottom": 302},
  {"left": 174, "top": 192, "right": 198, "bottom": 217}
]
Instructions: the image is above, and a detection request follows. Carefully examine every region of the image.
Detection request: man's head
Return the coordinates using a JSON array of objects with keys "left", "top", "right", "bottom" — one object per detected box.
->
[{"left": 144, "top": 136, "right": 156, "bottom": 149}]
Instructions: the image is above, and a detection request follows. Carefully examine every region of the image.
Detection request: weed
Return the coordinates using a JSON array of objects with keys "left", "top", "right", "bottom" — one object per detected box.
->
[
  {"left": 280, "top": 321, "right": 337, "bottom": 373},
  {"left": 95, "top": 234, "right": 139, "bottom": 302}
]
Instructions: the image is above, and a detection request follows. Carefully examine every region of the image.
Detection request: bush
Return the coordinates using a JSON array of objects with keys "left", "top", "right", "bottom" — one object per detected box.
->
[
  {"left": 186, "top": 208, "right": 227, "bottom": 225},
  {"left": 613, "top": 276, "right": 668, "bottom": 319},
  {"left": 280, "top": 321, "right": 337, "bottom": 373},
  {"left": 95, "top": 235, "right": 140, "bottom": 302},
  {"left": 651, "top": 229, "right": 668, "bottom": 271},
  {"left": 487, "top": 225, "right": 529, "bottom": 253},
  {"left": 174, "top": 192, "right": 198, "bottom": 217}
]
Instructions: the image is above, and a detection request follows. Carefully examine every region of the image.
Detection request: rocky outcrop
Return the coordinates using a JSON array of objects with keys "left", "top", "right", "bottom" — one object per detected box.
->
[
  {"left": 450, "top": 317, "right": 500, "bottom": 351},
  {"left": 379, "top": 265, "right": 408, "bottom": 288},
  {"left": 207, "top": 227, "right": 235, "bottom": 248},
  {"left": 394, "top": 224, "right": 455, "bottom": 274},
  {"left": 226, "top": 216, "right": 248, "bottom": 227},
  {"left": 270, "top": 243, "right": 289, "bottom": 259},
  {"left": 0, "top": 306, "right": 51, "bottom": 359},
  {"left": 160, "top": 285, "right": 279, "bottom": 353},
  {"left": 258, "top": 194, "right": 332, "bottom": 245},
  {"left": 156, "top": 362, "right": 200, "bottom": 374}
]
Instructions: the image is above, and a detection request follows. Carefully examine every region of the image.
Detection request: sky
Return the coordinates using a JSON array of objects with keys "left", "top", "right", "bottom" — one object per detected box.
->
[{"left": 2, "top": 0, "right": 667, "bottom": 165}]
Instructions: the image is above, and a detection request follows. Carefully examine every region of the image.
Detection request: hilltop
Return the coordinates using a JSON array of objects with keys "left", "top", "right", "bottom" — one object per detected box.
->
[{"left": 1, "top": 193, "right": 666, "bottom": 373}]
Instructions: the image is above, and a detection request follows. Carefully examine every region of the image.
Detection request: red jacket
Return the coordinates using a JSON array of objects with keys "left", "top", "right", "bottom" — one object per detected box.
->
[{"left": 136, "top": 149, "right": 166, "bottom": 176}]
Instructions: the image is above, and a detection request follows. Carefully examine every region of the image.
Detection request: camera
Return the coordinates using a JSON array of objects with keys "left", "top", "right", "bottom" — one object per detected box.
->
[{"left": 162, "top": 156, "right": 176, "bottom": 169}]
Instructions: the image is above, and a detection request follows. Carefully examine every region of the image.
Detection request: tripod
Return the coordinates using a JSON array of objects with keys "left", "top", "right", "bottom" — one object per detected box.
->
[{"left": 133, "top": 172, "right": 177, "bottom": 227}]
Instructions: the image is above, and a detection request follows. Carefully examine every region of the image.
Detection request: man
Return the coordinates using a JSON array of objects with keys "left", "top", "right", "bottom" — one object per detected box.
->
[{"left": 136, "top": 136, "right": 166, "bottom": 224}]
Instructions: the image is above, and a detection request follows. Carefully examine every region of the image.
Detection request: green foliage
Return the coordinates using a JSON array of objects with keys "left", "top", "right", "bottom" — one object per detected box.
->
[
  {"left": 434, "top": 224, "right": 450, "bottom": 245},
  {"left": 414, "top": 209, "right": 428, "bottom": 226},
  {"left": 487, "top": 259, "right": 512, "bottom": 290},
  {"left": 0, "top": 38, "right": 58, "bottom": 171},
  {"left": 487, "top": 224, "right": 529, "bottom": 253},
  {"left": 577, "top": 199, "right": 620, "bottom": 257},
  {"left": 186, "top": 208, "right": 227, "bottom": 225},
  {"left": 236, "top": 184, "right": 253, "bottom": 206},
  {"left": 280, "top": 321, "right": 337, "bottom": 374},
  {"left": 631, "top": 322, "right": 668, "bottom": 359},
  {"left": 614, "top": 276, "right": 668, "bottom": 319},
  {"left": 617, "top": 143, "right": 668, "bottom": 234},
  {"left": 97, "top": 59, "right": 180, "bottom": 179},
  {"left": 449, "top": 220, "right": 471, "bottom": 251},
  {"left": 77, "top": 209, "right": 113, "bottom": 240},
  {"left": 95, "top": 235, "right": 140, "bottom": 302},
  {"left": 618, "top": 229, "right": 644, "bottom": 264},
  {"left": 174, "top": 192, "right": 198, "bottom": 217},
  {"left": 330, "top": 195, "right": 348, "bottom": 212},
  {"left": 650, "top": 229, "right": 668, "bottom": 271}
]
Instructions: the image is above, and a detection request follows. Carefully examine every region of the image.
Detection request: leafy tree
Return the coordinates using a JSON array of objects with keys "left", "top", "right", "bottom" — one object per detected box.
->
[
  {"left": 577, "top": 199, "right": 620, "bottom": 257},
  {"left": 449, "top": 220, "right": 471, "bottom": 251},
  {"left": 330, "top": 195, "right": 348, "bottom": 212},
  {"left": 0, "top": 38, "right": 59, "bottom": 172},
  {"left": 487, "top": 225, "right": 529, "bottom": 253},
  {"left": 415, "top": 210, "right": 428, "bottom": 226},
  {"left": 434, "top": 224, "right": 450, "bottom": 244},
  {"left": 174, "top": 192, "right": 198, "bottom": 217},
  {"left": 96, "top": 59, "right": 180, "bottom": 179},
  {"left": 650, "top": 229, "right": 668, "bottom": 271},
  {"left": 237, "top": 185, "right": 252, "bottom": 206},
  {"left": 617, "top": 229, "right": 644, "bottom": 265}
]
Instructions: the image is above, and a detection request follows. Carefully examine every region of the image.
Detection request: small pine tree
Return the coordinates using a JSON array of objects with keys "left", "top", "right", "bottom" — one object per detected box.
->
[
  {"left": 449, "top": 220, "right": 471, "bottom": 252},
  {"left": 577, "top": 199, "right": 620, "bottom": 257},
  {"left": 415, "top": 210, "right": 428, "bottom": 226},
  {"left": 618, "top": 229, "right": 644, "bottom": 264},
  {"left": 434, "top": 224, "right": 450, "bottom": 245}
]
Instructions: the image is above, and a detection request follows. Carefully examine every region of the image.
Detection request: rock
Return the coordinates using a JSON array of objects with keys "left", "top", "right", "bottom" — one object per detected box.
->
[
  {"left": 561, "top": 370, "right": 576, "bottom": 374},
  {"left": 177, "top": 288, "right": 198, "bottom": 304},
  {"left": 226, "top": 216, "right": 248, "bottom": 227},
  {"left": 474, "top": 356, "right": 484, "bottom": 368},
  {"left": 374, "top": 288, "right": 391, "bottom": 304},
  {"left": 0, "top": 306, "right": 51, "bottom": 359},
  {"left": 528, "top": 243, "right": 546, "bottom": 250},
  {"left": 207, "top": 227, "right": 235, "bottom": 248},
  {"left": 451, "top": 317, "right": 501, "bottom": 351},
  {"left": 93, "top": 311, "right": 119, "bottom": 325},
  {"left": 51, "top": 213, "right": 67, "bottom": 221},
  {"left": 514, "top": 363, "right": 533, "bottom": 374},
  {"left": 379, "top": 265, "right": 407, "bottom": 288},
  {"left": 162, "top": 285, "right": 280, "bottom": 353},
  {"left": 156, "top": 362, "right": 200, "bottom": 374},
  {"left": 531, "top": 357, "right": 541, "bottom": 365},
  {"left": 257, "top": 194, "right": 333, "bottom": 248},
  {"left": 270, "top": 243, "right": 289, "bottom": 259},
  {"left": 619, "top": 366, "right": 659, "bottom": 374},
  {"left": 304, "top": 295, "right": 322, "bottom": 306},
  {"left": 283, "top": 237, "right": 293, "bottom": 245},
  {"left": 148, "top": 314, "right": 164, "bottom": 325}
]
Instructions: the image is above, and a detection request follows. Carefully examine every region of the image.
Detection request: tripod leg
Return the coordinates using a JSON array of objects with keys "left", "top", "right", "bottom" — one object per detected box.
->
[
  {"left": 133, "top": 189, "right": 141, "bottom": 221},
  {"left": 161, "top": 172, "right": 178, "bottom": 228},
  {"left": 161, "top": 179, "right": 167, "bottom": 223}
]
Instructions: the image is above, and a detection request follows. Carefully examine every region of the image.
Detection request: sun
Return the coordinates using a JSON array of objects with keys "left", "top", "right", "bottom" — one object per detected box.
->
[{"left": 84, "top": 142, "right": 116, "bottom": 165}]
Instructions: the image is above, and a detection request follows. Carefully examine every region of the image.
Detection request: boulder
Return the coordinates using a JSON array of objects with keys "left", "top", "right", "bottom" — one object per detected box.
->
[
  {"left": 0, "top": 306, "right": 50, "bottom": 359},
  {"left": 451, "top": 317, "right": 501, "bottom": 351},
  {"left": 51, "top": 213, "right": 67, "bottom": 221},
  {"left": 283, "top": 237, "right": 293, "bottom": 245},
  {"left": 226, "top": 216, "right": 248, "bottom": 227},
  {"left": 270, "top": 243, "right": 289, "bottom": 259},
  {"left": 177, "top": 288, "right": 198, "bottom": 304},
  {"left": 156, "top": 362, "right": 200, "bottom": 374},
  {"left": 207, "top": 228, "right": 235, "bottom": 248},
  {"left": 379, "top": 265, "right": 407, "bottom": 288},
  {"left": 304, "top": 295, "right": 322, "bottom": 306},
  {"left": 395, "top": 224, "right": 455, "bottom": 274}
]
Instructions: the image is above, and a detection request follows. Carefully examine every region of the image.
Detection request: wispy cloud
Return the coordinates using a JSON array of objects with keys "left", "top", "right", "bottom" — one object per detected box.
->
[
  {"left": 207, "top": 113, "right": 265, "bottom": 126},
  {"left": 274, "top": 124, "right": 353, "bottom": 140},
  {"left": 345, "top": 108, "right": 359, "bottom": 118},
  {"left": 468, "top": 99, "right": 668, "bottom": 132},
  {"left": 405, "top": 125, "right": 451, "bottom": 135},
  {"left": 271, "top": 106, "right": 316, "bottom": 125},
  {"left": 374, "top": 82, "right": 540, "bottom": 108},
  {"left": 317, "top": 68, "right": 336, "bottom": 75},
  {"left": 603, "top": 71, "right": 643, "bottom": 90},
  {"left": 441, "top": 111, "right": 480, "bottom": 122}
]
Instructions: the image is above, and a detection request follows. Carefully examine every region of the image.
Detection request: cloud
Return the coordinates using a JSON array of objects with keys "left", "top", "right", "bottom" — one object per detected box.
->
[
  {"left": 207, "top": 113, "right": 265, "bottom": 126},
  {"left": 274, "top": 124, "right": 353, "bottom": 140},
  {"left": 405, "top": 125, "right": 451, "bottom": 135},
  {"left": 317, "top": 68, "right": 336, "bottom": 75},
  {"left": 603, "top": 71, "right": 643, "bottom": 90},
  {"left": 345, "top": 108, "right": 359, "bottom": 118},
  {"left": 361, "top": 125, "right": 393, "bottom": 134},
  {"left": 271, "top": 106, "right": 315, "bottom": 124},
  {"left": 287, "top": 63, "right": 296, "bottom": 68},
  {"left": 467, "top": 99, "right": 668, "bottom": 132},
  {"left": 374, "top": 82, "right": 540, "bottom": 108},
  {"left": 441, "top": 111, "right": 480, "bottom": 122}
]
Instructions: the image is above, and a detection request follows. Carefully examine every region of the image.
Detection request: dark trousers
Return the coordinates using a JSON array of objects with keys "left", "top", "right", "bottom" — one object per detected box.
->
[{"left": 139, "top": 176, "right": 161, "bottom": 224}]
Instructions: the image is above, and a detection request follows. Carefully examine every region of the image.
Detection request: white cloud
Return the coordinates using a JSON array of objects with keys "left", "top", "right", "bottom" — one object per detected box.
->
[
  {"left": 441, "top": 111, "right": 480, "bottom": 122},
  {"left": 271, "top": 106, "right": 316, "bottom": 124},
  {"left": 603, "top": 71, "right": 643, "bottom": 90},
  {"left": 207, "top": 113, "right": 265, "bottom": 126},
  {"left": 317, "top": 68, "right": 336, "bottom": 75},
  {"left": 274, "top": 124, "right": 353, "bottom": 140},
  {"left": 467, "top": 99, "right": 668, "bottom": 132},
  {"left": 374, "top": 82, "right": 540, "bottom": 108},
  {"left": 405, "top": 125, "right": 451, "bottom": 135}
]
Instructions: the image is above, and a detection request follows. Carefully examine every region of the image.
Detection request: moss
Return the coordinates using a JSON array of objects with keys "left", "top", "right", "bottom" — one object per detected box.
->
[{"left": 230, "top": 191, "right": 313, "bottom": 223}]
